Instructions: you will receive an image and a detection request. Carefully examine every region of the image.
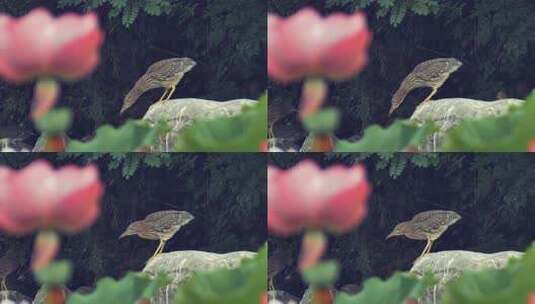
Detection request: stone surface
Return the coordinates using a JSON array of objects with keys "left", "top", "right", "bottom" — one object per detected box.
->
[
  {"left": 410, "top": 98, "right": 524, "bottom": 151},
  {"left": 142, "top": 98, "right": 257, "bottom": 151},
  {"left": 410, "top": 250, "right": 523, "bottom": 304},
  {"left": 268, "top": 290, "right": 300, "bottom": 304},
  {"left": 0, "top": 291, "right": 31, "bottom": 303},
  {"left": 142, "top": 250, "right": 256, "bottom": 304}
]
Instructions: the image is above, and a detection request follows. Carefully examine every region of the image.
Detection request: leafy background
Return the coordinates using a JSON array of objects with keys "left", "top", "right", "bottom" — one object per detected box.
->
[
  {"left": 268, "top": 153, "right": 535, "bottom": 298},
  {"left": 268, "top": 0, "right": 535, "bottom": 145},
  {"left": 0, "top": 153, "right": 266, "bottom": 298},
  {"left": 0, "top": 0, "right": 266, "bottom": 144}
]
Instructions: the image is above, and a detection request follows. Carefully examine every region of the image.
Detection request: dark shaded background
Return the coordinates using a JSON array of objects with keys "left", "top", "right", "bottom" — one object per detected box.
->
[
  {"left": 268, "top": 153, "right": 535, "bottom": 297},
  {"left": 268, "top": 1, "right": 535, "bottom": 145},
  {"left": 0, "top": 153, "right": 266, "bottom": 298},
  {"left": 0, "top": 1, "right": 266, "bottom": 144}
]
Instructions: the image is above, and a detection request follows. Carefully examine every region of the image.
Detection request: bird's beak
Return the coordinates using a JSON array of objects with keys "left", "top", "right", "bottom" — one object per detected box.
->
[
  {"left": 119, "top": 231, "right": 129, "bottom": 239},
  {"left": 388, "top": 105, "right": 396, "bottom": 116},
  {"left": 385, "top": 232, "right": 397, "bottom": 240}
]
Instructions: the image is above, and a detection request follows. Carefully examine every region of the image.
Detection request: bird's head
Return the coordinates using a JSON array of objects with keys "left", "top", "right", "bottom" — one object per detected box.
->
[
  {"left": 119, "top": 221, "right": 145, "bottom": 239},
  {"left": 385, "top": 222, "right": 410, "bottom": 239},
  {"left": 178, "top": 57, "right": 197, "bottom": 73},
  {"left": 448, "top": 58, "right": 463, "bottom": 72}
]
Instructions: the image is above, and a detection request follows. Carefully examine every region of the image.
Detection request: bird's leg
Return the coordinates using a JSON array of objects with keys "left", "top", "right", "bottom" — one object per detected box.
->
[
  {"left": 268, "top": 278, "right": 274, "bottom": 291},
  {"left": 422, "top": 88, "right": 438, "bottom": 103},
  {"left": 165, "top": 85, "right": 176, "bottom": 101},
  {"left": 158, "top": 88, "right": 170, "bottom": 102},
  {"left": 156, "top": 240, "right": 167, "bottom": 256},
  {"left": 1, "top": 278, "right": 7, "bottom": 291},
  {"left": 150, "top": 240, "right": 164, "bottom": 259},
  {"left": 425, "top": 240, "right": 434, "bottom": 255},
  {"left": 417, "top": 239, "right": 432, "bottom": 260}
]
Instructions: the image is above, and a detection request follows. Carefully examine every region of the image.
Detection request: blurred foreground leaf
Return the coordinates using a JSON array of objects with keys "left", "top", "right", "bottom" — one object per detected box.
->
[
  {"left": 336, "top": 120, "right": 436, "bottom": 152},
  {"left": 302, "top": 108, "right": 340, "bottom": 134},
  {"left": 335, "top": 272, "right": 435, "bottom": 304},
  {"left": 67, "top": 120, "right": 169, "bottom": 152},
  {"left": 442, "top": 245, "right": 535, "bottom": 304},
  {"left": 174, "top": 95, "right": 267, "bottom": 152},
  {"left": 174, "top": 245, "right": 267, "bottom": 304},
  {"left": 34, "top": 260, "right": 72, "bottom": 286},
  {"left": 443, "top": 93, "right": 535, "bottom": 151},
  {"left": 302, "top": 260, "right": 339, "bottom": 288},
  {"left": 35, "top": 108, "right": 72, "bottom": 135},
  {"left": 68, "top": 272, "right": 169, "bottom": 304}
]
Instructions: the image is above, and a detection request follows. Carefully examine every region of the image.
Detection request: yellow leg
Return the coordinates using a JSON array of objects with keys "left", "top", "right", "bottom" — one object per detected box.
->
[
  {"left": 425, "top": 240, "right": 434, "bottom": 255},
  {"left": 150, "top": 240, "right": 164, "bottom": 259},
  {"left": 422, "top": 88, "right": 438, "bottom": 103},
  {"left": 165, "top": 86, "right": 176, "bottom": 101},
  {"left": 417, "top": 239, "right": 432, "bottom": 260},
  {"left": 1, "top": 278, "right": 7, "bottom": 291},
  {"left": 158, "top": 89, "right": 170, "bottom": 102},
  {"left": 268, "top": 278, "right": 274, "bottom": 291},
  {"left": 157, "top": 240, "right": 167, "bottom": 255}
]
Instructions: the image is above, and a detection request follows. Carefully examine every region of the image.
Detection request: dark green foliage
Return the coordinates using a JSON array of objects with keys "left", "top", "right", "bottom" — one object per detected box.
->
[{"left": 325, "top": 0, "right": 440, "bottom": 26}]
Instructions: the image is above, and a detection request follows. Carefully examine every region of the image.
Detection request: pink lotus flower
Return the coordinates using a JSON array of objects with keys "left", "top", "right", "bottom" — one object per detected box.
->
[
  {"left": 0, "top": 160, "right": 103, "bottom": 235},
  {"left": 0, "top": 8, "right": 104, "bottom": 83},
  {"left": 529, "top": 293, "right": 535, "bottom": 304},
  {"left": 268, "top": 7, "right": 372, "bottom": 83},
  {"left": 268, "top": 160, "right": 371, "bottom": 236}
]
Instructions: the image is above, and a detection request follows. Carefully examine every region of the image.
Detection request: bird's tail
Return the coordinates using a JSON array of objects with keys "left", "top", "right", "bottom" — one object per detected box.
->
[
  {"left": 120, "top": 74, "right": 156, "bottom": 114},
  {"left": 389, "top": 86, "right": 409, "bottom": 116}
]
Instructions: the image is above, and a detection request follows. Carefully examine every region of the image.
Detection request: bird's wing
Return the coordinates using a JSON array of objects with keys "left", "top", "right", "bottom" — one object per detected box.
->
[
  {"left": 146, "top": 59, "right": 178, "bottom": 74},
  {"left": 144, "top": 210, "right": 179, "bottom": 221}
]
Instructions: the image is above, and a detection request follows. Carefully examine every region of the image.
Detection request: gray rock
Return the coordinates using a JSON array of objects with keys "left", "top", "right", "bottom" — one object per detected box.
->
[
  {"left": 410, "top": 250, "right": 523, "bottom": 304},
  {"left": 268, "top": 290, "right": 300, "bottom": 304},
  {"left": 142, "top": 250, "right": 256, "bottom": 304},
  {"left": 142, "top": 98, "right": 257, "bottom": 151},
  {"left": 410, "top": 98, "right": 524, "bottom": 151},
  {"left": 0, "top": 291, "right": 31, "bottom": 303}
]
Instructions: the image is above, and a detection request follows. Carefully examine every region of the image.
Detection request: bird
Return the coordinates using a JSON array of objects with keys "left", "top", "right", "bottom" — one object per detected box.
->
[
  {"left": 389, "top": 58, "right": 463, "bottom": 115},
  {"left": 386, "top": 210, "right": 461, "bottom": 259},
  {"left": 119, "top": 210, "right": 194, "bottom": 259},
  {"left": 120, "top": 57, "right": 197, "bottom": 114}
]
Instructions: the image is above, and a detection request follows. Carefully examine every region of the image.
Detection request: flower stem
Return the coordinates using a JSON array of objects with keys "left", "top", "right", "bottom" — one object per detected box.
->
[
  {"left": 299, "top": 230, "right": 327, "bottom": 271},
  {"left": 32, "top": 230, "right": 60, "bottom": 271},
  {"left": 32, "top": 78, "right": 60, "bottom": 121},
  {"left": 300, "top": 77, "right": 327, "bottom": 119}
]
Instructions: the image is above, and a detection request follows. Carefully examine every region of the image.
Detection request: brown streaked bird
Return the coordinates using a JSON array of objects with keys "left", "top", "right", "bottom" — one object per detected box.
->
[
  {"left": 389, "top": 58, "right": 463, "bottom": 115},
  {"left": 120, "top": 58, "right": 197, "bottom": 114},
  {"left": 386, "top": 210, "right": 461, "bottom": 259},
  {"left": 119, "top": 210, "right": 194, "bottom": 259}
]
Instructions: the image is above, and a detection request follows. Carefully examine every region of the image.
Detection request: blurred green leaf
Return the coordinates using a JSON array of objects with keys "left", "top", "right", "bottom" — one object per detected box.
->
[
  {"left": 335, "top": 272, "right": 435, "bottom": 304},
  {"left": 302, "top": 108, "right": 340, "bottom": 134},
  {"left": 335, "top": 120, "right": 436, "bottom": 152},
  {"left": 302, "top": 260, "right": 339, "bottom": 288},
  {"left": 35, "top": 108, "right": 73, "bottom": 135},
  {"left": 443, "top": 93, "right": 535, "bottom": 151},
  {"left": 68, "top": 272, "right": 170, "bottom": 304},
  {"left": 174, "top": 245, "right": 267, "bottom": 304},
  {"left": 67, "top": 120, "right": 170, "bottom": 152},
  {"left": 34, "top": 260, "right": 72, "bottom": 286},
  {"left": 174, "top": 95, "right": 267, "bottom": 152},
  {"left": 442, "top": 244, "right": 535, "bottom": 304}
]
